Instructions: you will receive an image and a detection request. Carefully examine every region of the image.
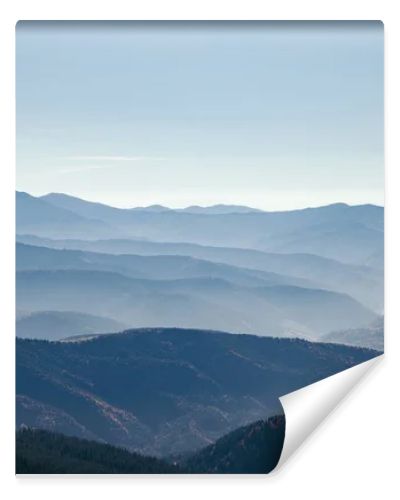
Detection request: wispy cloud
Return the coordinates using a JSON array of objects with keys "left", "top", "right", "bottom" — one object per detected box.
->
[
  {"left": 57, "top": 155, "right": 166, "bottom": 174},
  {"left": 58, "top": 165, "right": 117, "bottom": 174}
]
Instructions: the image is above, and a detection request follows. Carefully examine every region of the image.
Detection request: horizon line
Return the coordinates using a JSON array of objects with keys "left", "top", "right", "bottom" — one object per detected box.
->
[{"left": 16, "top": 190, "right": 384, "bottom": 213}]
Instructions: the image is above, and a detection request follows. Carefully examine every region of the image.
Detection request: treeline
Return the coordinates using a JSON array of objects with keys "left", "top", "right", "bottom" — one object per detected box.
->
[
  {"left": 16, "top": 416, "right": 285, "bottom": 474},
  {"left": 16, "top": 428, "right": 180, "bottom": 474}
]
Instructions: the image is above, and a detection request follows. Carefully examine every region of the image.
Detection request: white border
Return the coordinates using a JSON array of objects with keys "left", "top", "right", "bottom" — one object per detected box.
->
[{"left": 1, "top": 2, "right": 399, "bottom": 498}]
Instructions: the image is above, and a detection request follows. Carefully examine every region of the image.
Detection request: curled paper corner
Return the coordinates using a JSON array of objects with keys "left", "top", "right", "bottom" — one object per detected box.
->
[{"left": 275, "top": 354, "right": 383, "bottom": 471}]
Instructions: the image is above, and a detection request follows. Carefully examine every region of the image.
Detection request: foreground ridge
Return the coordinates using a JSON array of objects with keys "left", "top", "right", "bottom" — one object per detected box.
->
[{"left": 16, "top": 416, "right": 285, "bottom": 474}]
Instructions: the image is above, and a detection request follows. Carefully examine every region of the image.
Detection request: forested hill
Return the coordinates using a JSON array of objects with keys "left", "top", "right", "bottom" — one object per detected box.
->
[
  {"left": 183, "top": 416, "right": 285, "bottom": 474},
  {"left": 16, "top": 416, "right": 285, "bottom": 474},
  {"left": 16, "top": 428, "right": 179, "bottom": 474},
  {"left": 16, "top": 328, "right": 379, "bottom": 457}
]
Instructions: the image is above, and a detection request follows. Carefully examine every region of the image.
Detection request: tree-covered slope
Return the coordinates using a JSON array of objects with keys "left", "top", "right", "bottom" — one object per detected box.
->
[
  {"left": 16, "top": 428, "right": 179, "bottom": 474},
  {"left": 183, "top": 416, "right": 285, "bottom": 474},
  {"left": 16, "top": 416, "right": 285, "bottom": 474},
  {"left": 16, "top": 328, "right": 379, "bottom": 456}
]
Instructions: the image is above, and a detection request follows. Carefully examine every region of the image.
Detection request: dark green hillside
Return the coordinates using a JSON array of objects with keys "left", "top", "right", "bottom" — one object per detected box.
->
[
  {"left": 16, "top": 428, "right": 179, "bottom": 474},
  {"left": 183, "top": 416, "right": 285, "bottom": 474},
  {"left": 16, "top": 416, "right": 284, "bottom": 474}
]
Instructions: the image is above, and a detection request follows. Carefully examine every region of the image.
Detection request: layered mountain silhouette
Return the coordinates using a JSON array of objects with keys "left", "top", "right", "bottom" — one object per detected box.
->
[
  {"left": 16, "top": 328, "right": 379, "bottom": 457},
  {"left": 16, "top": 310, "right": 126, "bottom": 341},
  {"left": 17, "top": 234, "right": 383, "bottom": 311},
  {"left": 16, "top": 192, "right": 113, "bottom": 239},
  {"left": 16, "top": 269, "right": 376, "bottom": 339},
  {"left": 15, "top": 190, "right": 384, "bottom": 472},
  {"left": 17, "top": 192, "right": 383, "bottom": 267},
  {"left": 323, "top": 316, "right": 384, "bottom": 351},
  {"left": 16, "top": 242, "right": 316, "bottom": 289}
]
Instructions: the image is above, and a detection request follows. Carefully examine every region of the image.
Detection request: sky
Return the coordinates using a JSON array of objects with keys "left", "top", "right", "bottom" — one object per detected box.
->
[{"left": 16, "top": 21, "right": 384, "bottom": 210}]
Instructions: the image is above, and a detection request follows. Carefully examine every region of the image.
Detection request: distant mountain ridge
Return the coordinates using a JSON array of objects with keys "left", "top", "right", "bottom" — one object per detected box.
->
[
  {"left": 40, "top": 192, "right": 383, "bottom": 218},
  {"left": 16, "top": 310, "right": 126, "bottom": 340},
  {"left": 17, "top": 192, "right": 383, "bottom": 266},
  {"left": 17, "top": 234, "right": 383, "bottom": 311},
  {"left": 40, "top": 193, "right": 265, "bottom": 217},
  {"left": 16, "top": 268, "right": 377, "bottom": 338},
  {"left": 16, "top": 192, "right": 114, "bottom": 239},
  {"left": 176, "top": 204, "right": 263, "bottom": 214},
  {"left": 323, "top": 316, "right": 384, "bottom": 351},
  {"left": 16, "top": 242, "right": 317, "bottom": 290}
]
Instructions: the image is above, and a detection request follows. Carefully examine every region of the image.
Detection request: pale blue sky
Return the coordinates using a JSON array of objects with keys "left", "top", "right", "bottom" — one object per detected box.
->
[{"left": 16, "top": 21, "right": 384, "bottom": 209}]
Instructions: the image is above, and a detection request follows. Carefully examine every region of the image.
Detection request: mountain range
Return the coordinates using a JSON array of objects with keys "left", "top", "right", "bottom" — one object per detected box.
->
[
  {"left": 16, "top": 191, "right": 384, "bottom": 346},
  {"left": 16, "top": 242, "right": 316, "bottom": 289},
  {"left": 15, "top": 190, "right": 384, "bottom": 472},
  {"left": 16, "top": 234, "right": 383, "bottom": 311},
  {"left": 17, "top": 192, "right": 383, "bottom": 267},
  {"left": 131, "top": 203, "right": 263, "bottom": 215},
  {"left": 16, "top": 268, "right": 376, "bottom": 339}
]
